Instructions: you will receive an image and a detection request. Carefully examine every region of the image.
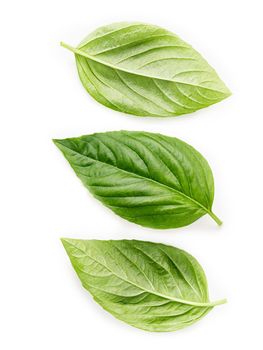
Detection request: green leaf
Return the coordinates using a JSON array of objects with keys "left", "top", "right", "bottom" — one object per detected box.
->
[
  {"left": 61, "top": 22, "right": 231, "bottom": 117},
  {"left": 62, "top": 239, "right": 226, "bottom": 332},
  {"left": 54, "top": 130, "right": 222, "bottom": 229}
]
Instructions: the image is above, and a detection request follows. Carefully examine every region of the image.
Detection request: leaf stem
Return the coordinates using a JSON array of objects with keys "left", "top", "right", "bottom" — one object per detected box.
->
[
  {"left": 209, "top": 298, "right": 227, "bottom": 306},
  {"left": 60, "top": 41, "right": 77, "bottom": 53},
  {"left": 208, "top": 211, "right": 223, "bottom": 226}
]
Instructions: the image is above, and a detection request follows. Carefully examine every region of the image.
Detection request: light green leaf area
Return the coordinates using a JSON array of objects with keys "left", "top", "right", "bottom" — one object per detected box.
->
[
  {"left": 62, "top": 239, "right": 226, "bottom": 332},
  {"left": 61, "top": 22, "right": 231, "bottom": 117},
  {"left": 54, "top": 130, "right": 222, "bottom": 229}
]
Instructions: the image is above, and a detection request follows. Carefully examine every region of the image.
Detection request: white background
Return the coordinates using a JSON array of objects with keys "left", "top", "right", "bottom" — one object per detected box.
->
[{"left": 1, "top": 0, "right": 263, "bottom": 348}]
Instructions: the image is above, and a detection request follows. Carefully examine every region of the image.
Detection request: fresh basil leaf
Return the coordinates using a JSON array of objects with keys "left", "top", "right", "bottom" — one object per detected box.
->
[
  {"left": 61, "top": 22, "right": 231, "bottom": 117},
  {"left": 62, "top": 239, "right": 226, "bottom": 332},
  {"left": 54, "top": 131, "right": 222, "bottom": 229}
]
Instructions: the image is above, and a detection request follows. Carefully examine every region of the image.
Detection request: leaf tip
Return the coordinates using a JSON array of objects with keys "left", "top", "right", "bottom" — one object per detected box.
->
[
  {"left": 60, "top": 237, "right": 68, "bottom": 247},
  {"left": 224, "top": 87, "right": 232, "bottom": 99},
  {"left": 52, "top": 137, "right": 60, "bottom": 143},
  {"left": 60, "top": 237, "right": 73, "bottom": 243},
  {"left": 60, "top": 237, "right": 75, "bottom": 253},
  {"left": 219, "top": 82, "right": 232, "bottom": 100},
  {"left": 52, "top": 138, "right": 63, "bottom": 149}
]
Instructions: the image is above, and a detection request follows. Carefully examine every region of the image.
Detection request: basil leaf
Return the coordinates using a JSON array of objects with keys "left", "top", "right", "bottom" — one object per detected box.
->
[
  {"left": 61, "top": 22, "right": 231, "bottom": 117},
  {"left": 62, "top": 239, "right": 226, "bottom": 332},
  {"left": 54, "top": 131, "right": 222, "bottom": 229}
]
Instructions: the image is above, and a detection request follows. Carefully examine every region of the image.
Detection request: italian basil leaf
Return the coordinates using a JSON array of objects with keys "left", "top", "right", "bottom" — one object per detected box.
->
[
  {"left": 62, "top": 239, "right": 226, "bottom": 332},
  {"left": 54, "top": 131, "right": 222, "bottom": 229},
  {"left": 61, "top": 22, "right": 231, "bottom": 117}
]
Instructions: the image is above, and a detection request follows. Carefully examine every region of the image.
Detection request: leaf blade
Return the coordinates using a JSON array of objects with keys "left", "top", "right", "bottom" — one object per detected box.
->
[
  {"left": 61, "top": 22, "right": 230, "bottom": 117},
  {"left": 61, "top": 239, "right": 226, "bottom": 332},
  {"left": 54, "top": 130, "right": 221, "bottom": 229}
]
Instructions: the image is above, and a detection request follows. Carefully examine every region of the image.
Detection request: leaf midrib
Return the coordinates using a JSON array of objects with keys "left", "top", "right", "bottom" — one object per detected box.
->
[
  {"left": 55, "top": 139, "right": 214, "bottom": 218},
  {"left": 64, "top": 239, "right": 220, "bottom": 307},
  {"left": 61, "top": 42, "right": 228, "bottom": 94}
]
